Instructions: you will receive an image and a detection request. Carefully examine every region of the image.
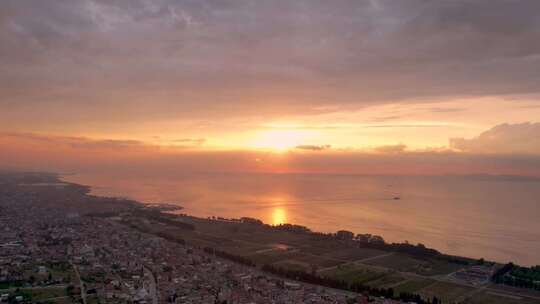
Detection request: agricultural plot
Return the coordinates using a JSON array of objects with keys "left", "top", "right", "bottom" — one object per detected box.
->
[
  {"left": 364, "top": 272, "right": 408, "bottom": 289},
  {"left": 421, "top": 258, "right": 465, "bottom": 276},
  {"left": 321, "top": 247, "right": 387, "bottom": 262},
  {"left": 217, "top": 242, "right": 272, "bottom": 256},
  {"left": 297, "top": 254, "right": 345, "bottom": 269},
  {"left": 24, "top": 287, "right": 68, "bottom": 302},
  {"left": 47, "top": 262, "right": 76, "bottom": 283},
  {"left": 363, "top": 253, "right": 425, "bottom": 272},
  {"left": 247, "top": 250, "right": 304, "bottom": 265},
  {"left": 363, "top": 253, "right": 461, "bottom": 276},
  {"left": 273, "top": 260, "right": 311, "bottom": 272},
  {"left": 298, "top": 245, "right": 337, "bottom": 256},
  {"left": 393, "top": 278, "right": 436, "bottom": 294},
  {"left": 320, "top": 264, "right": 389, "bottom": 285},
  {"left": 418, "top": 281, "right": 475, "bottom": 303}
]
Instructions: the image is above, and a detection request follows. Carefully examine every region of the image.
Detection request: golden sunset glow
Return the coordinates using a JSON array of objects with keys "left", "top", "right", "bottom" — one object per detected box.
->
[
  {"left": 249, "top": 129, "right": 317, "bottom": 151},
  {"left": 1, "top": 1, "right": 540, "bottom": 177},
  {"left": 3, "top": 2, "right": 540, "bottom": 294},
  {"left": 271, "top": 207, "right": 288, "bottom": 226}
]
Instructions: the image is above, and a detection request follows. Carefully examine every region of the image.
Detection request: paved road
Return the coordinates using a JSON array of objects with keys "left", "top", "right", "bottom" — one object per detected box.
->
[
  {"left": 144, "top": 266, "right": 158, "bottom": 304},
  {"left": 71, "top": 262, "right": 87, "bottom": 304}
]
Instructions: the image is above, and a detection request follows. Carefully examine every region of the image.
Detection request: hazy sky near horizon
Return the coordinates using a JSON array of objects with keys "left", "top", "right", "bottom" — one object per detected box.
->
[{"left": 2, "top": 0, "right": 540, "bottom": 175}]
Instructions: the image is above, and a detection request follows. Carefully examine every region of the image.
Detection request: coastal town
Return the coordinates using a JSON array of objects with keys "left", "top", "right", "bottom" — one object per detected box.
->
[
  {"left": 3, "top": 0, "right": 540, "bottom": 302},
  {"left": 1, "top": 172, "right": 539, "bottom": 304},
  {"left": 0, "top": 172, "right": 405, "bottom": 304}
]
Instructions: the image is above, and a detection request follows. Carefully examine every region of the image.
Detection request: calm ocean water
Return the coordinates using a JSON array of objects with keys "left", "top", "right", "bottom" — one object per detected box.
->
[{"left": 66, "top": 173, "right": 540, "bottom": 266}]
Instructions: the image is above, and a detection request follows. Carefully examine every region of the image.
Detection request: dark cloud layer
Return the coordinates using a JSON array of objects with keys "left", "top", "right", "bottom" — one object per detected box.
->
[
  {"left": 2, "top": 0, "right": 540, "bottom": 125},
  {"left": 295, "top": 144, "right": 331, "bottom": 151},
  {"left": 374, "top": 144, "right": 407, "bottom": 154}
]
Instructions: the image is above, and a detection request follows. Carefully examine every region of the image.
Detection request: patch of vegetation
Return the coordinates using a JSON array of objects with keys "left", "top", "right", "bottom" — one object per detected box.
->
[
  {"left": 322, "top": 247, "right": 386, "bottom": 261},
  {"left": 418, "top": 281, "right": 474, "bottom": 304},
  {"left": 321, "top": 265, "right": 387, "bottom": 285},
  {"left": 246, "top": 250, "right": 304, "bottom": 265},
  {"left": 0, "top": 281, "right": 26, "bottom": 290},
  {"left": 272, "top": 260, "right": 310, "bottom": 272},
  {"left": 24, "top": 287, "right": 67, "bottom": 301},
  {"left": 393, "top": 278, "right": 436, "bottom": 294},
  {"left": 297, "top": 254, "right": 343, "bottom": 268},
  {"left": 364, "top": 273, "right": 407, "bottom": 288},
  {"left": 493, "top": 263, "right": 540, "bottom": 290}
]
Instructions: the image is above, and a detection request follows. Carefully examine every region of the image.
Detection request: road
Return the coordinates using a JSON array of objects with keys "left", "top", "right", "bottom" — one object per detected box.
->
[
  {"left": 71, "top": 262, "right": 87, "bottom": 304},
  {"left": 144, "top": 265, "right": 159, "bottom": 304}
]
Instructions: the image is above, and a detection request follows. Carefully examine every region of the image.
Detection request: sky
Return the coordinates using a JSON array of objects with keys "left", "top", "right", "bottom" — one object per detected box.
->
[{"left": 1, "top": 0, "right": 540, "bottom": 176}]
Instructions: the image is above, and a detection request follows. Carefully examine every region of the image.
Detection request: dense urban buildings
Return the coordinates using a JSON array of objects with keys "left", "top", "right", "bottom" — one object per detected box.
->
[{"left": 0, "top": 173, "right": 397, "bottom": 304}]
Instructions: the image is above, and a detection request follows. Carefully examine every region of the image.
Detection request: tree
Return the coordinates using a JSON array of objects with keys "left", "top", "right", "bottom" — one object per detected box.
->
[
  {"left": 66, "top": 284, "right": 75, "bottom": 295},
  {"left": 336, "top": 230, "right": 354, "bottom": 240}
]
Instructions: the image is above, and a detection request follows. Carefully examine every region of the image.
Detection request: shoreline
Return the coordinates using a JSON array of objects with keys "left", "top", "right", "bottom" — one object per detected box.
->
[
  {"left": 4, "top": 170, "right": 540, "bottom": 303},
  {"left": 57, "top": 174, "right": 503, "bottom": 267},
  {"left": 60, "top": 174, "right": 535, "bottom": 267}
]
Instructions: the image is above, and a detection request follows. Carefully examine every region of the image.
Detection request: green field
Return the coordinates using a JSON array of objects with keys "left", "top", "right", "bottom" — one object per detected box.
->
[
  {"left": 321, "top": 247, "right": 387, "bottom": 261},
  {"left": 417, "top": 281, "right": 475, "bottom": 303},
  {"left": 363, "top": 253, "right": 463, "bottom": 276},
  {"left": 247, "top": 250, "right": 305, "bottom": 265},
  {"left": 0, "top": 281, "right": 24, "bottom": 289},
  {"left": 364, "top": 272, "right": 407, "bottom": 288},
  {"left": 296, "top": 254, "right": 344, "bottom": 268},
  {"left": 47, "top": 262, "right": 76, "bottom": 283},
  {"left": 24, "top": 287, "right": 68, "bottom": 301},
  {"left": 273, "top": 260, "right": 311, "bottom": 272},
  {"left": 393, "top": 278, "right": 436, "bottom": 294},
  {"left": 320, "top": 264, "right": 389, "bottom": 285}
]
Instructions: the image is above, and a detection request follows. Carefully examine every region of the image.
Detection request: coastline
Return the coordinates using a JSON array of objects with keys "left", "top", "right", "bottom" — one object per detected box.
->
[
  {"left": 4, "top": 170, "right": 540, "bottom": 303},
  {"left": 60, "top": 173, "right": 540, "bottom": 267},
  {"left": 58, "top": 174, "right": 495, "bottom": 266},
  {"left": 61, "top": 171, "right": 540, "bottom": 267}
]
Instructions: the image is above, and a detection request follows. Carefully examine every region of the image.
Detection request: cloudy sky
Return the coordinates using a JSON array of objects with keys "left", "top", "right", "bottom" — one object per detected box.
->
[{"left": 1, "top": 0, "right": 540, "bottom": 175}]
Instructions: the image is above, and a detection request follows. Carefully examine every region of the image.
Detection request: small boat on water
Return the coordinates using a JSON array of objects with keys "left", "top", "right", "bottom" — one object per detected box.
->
[{"left": 393, "top": 196, "right": 401, "bottom": 200}]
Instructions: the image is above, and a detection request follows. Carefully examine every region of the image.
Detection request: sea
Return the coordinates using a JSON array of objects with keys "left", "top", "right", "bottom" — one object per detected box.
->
[{"left": 65, "top": 172, "right": 540, "bottom": 266}]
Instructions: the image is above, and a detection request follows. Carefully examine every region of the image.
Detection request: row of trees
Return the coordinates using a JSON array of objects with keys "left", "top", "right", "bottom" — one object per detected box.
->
[
  {"left": 310, "top": 230, "right": 444, "bottom": 259},
  {"left": 493, "top": 263, "right": 540, "bottom": 290}
]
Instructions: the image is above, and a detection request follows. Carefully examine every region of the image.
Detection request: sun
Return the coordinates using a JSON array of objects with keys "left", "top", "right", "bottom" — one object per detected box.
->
[
  {"left": 250, "top": 130, "right": 313, "bottom": 151},
  {"left": 271, "top": 207, "right": 288, "bottom": 225}
]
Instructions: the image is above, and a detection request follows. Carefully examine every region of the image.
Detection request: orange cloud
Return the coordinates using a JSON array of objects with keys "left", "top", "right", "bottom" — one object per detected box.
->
[
  {"left": 450, "top": 122, "right": 540, "bottom": 155},
  {"left": 2, "top": 132, "right": 540, "bottom": 177},
  {"left": 374, "top": 144, "right": 407, "bottom": 154}
]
